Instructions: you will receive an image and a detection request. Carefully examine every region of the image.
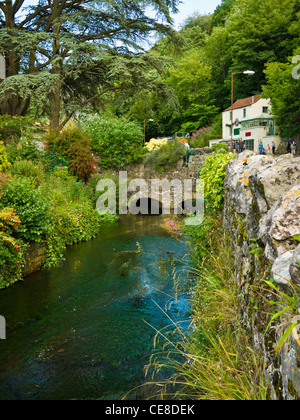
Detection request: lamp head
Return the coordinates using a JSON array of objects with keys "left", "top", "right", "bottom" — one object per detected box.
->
[{"left": 243, "top": 70, "right": 255, "bottom": 75}]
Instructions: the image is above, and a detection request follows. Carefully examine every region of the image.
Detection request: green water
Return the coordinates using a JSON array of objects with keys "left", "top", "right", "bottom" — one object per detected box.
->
[{"left": 0, "top": 215, "right": 192, "bottom": 400}]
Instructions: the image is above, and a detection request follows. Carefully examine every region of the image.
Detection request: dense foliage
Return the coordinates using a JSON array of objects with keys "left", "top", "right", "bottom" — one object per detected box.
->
[
  {"left": 0, "top": 207, "right": 26, "bottom": 288},
  {"left": 0, "top": 140, "right": 10, "bottom": 172},
  {"left": 262, "top": 48, "right": 300, "bottom": 138},
  {"left": 44, "top": 128, "right": 96, "bottom": 182},
  {"left": 200, "top": 151, "right": 234, "bottom": 211},
  {"left": 0, "top": 0, "right": 180, "bottom": 129},
  {"left": 80, "top": 114, "right": 146, "bottom": 169},
  {"left": 0, "top": 132, "right": 119, "bottom": 288},
  {"left": 145, "top": 140, "right": 186, "bottom": 173},
  {"left": 1, "top": 177, "right": 52, "bottom": 243}
]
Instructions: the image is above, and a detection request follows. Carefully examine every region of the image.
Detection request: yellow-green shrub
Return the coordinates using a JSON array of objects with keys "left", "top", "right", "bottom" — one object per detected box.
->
[{"left": 0, "top": 141, "right": 10, "bottom": 173}]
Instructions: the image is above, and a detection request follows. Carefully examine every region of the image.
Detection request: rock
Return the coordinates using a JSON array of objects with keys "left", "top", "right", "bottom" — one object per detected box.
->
[
  {"left": 23, "top": 242, "right": 47, "bottom": 277},
  {"left": 271, "top": 187, "right": 300, "bottom": 241},
  {"left": 290, "top": 245, "right": 300, "bottom": 286},
  {"left": 259, "top": 186, "right": 300, "bottom": 261},
  {"left": 255, "top": 156, "right": 300, "bottom": 209},
  {"left": 271, "top": 250, "right": 294, "bottom": 286}
]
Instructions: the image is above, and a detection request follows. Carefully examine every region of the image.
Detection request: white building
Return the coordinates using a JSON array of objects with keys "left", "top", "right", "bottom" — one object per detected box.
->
[{"left": 210, "top": 95, "right": 281, "bottom": 153}]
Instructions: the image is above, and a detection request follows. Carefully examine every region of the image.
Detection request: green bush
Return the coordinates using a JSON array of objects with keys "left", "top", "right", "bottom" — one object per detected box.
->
[
  {"left": 0, "top": 141, "right": 11, "bottom": 172},
  {"left": 200, "top": 152, "right": 234, "bottom": 211},
  {"left": 0, "top": 177, "right": 52, "bottom": 243},
  {"left": 145, "top": 140, "right": 186, "bottom": 173},
  {"left": 6, "top": 137, "right": 42, "bottom": 163},
  {"left": 44, "top": 128, "right": 96, "bottom": 182},
  {"left": 42, "top": 171, "right": 117, "bottom": 268},
  {"left": 0, "top": 208, "right": 26, "bottom": 289},
  {"left": 211, "top": 143, "right": 229, "bottom": 153},
  {"left": 0, "top": 115, "right": 34, "bottom": 144},
  {"left": 80, "top": 114, "right": 145, "bottom": 169},
  {"left": 11, "top": 160, "right": 45, "bottom": 186}
]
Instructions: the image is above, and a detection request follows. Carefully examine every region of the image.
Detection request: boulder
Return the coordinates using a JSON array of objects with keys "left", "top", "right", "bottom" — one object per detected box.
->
[
  {"left": 290, "top": 245, "right": 300, "bottom": 286},
  {"left": 271, "top": 250, "right": 294, "bottom": 286},
  {"left": 259, "top": 185, "right": 300, "bottom": 261}
]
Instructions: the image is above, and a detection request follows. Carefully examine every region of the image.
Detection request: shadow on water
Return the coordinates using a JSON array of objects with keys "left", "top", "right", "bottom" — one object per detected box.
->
[{"left": 0, "top": 215, "right": 193, "bottom": 400}]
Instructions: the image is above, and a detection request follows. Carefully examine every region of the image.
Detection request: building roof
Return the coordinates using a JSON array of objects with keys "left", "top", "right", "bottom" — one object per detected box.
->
[{"left": 225, "top": 95, "right": 261, "bottom": 111}]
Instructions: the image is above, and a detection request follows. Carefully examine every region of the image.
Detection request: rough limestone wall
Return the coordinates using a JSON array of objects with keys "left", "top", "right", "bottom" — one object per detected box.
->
[{"left": 223, "top": 151, "right": 300, "bottom": 400}]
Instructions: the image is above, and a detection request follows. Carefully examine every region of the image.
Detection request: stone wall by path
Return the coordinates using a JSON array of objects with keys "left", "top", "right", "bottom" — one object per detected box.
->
[
  {"left": 23, "top": 242, "right": 47, "bottom": 277},
  {"left": 125, "top": 147, "right": 212, "bottom": 182},
  {"left": 223, "top": 151, "right": 300, "bottom": 400}
]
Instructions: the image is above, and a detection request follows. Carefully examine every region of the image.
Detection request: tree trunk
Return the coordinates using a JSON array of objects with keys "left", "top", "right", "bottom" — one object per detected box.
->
[
  {"left": 50, "top": 80, "right": 61, "bottom": 131},
  {"left": 49, "top": 0, "right": 63, "bottom": 131}
]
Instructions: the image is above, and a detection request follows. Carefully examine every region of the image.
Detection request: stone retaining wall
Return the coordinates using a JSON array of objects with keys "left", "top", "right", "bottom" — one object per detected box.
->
[
  {"left": 23, "top": 242, "right": 47, "bottom": 277},
  {"left": 223, "top": 151, "right": 300, "bottom": 400}
]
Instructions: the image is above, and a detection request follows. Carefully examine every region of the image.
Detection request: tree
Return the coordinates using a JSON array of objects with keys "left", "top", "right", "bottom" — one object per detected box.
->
[
  {"left": 262, "top": 48, "right": 300, "bottom": 138},
  {"left": 0, "top": 0, "right": 180, "bottom": 129},
  {"left": 165, "top": 49, "right": 218, "bottom": 132},
  {"left": 210, "top": 0, "right": 236, "bottom": 29},
  {"left": 225, "top": 0, "right": 300, "bottom": 97}
]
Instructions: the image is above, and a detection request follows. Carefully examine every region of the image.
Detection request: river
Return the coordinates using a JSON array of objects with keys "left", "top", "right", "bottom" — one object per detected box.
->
[{"left": 0, "top": 215, "right": 193, "bottom": 400}]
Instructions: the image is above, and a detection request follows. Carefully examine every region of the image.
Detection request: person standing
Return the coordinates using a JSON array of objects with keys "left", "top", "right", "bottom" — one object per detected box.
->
[
  {"left": 287, "top": 138, "right": 292, "bottom": 153},
  {"left": 291, "top": 140, "right": 297, "bottom": 156},
  {"left": 272, "top": 141, "right": 276, "bottom": 155},
  {"left": 259, "top": 141, "right": 264, "bottom": 155},
  {"left": 238, "top": 138, "right": 244, "bottom": 154},
  {"left": 184, "top": 140, "right": 191, "bottom": 167}
]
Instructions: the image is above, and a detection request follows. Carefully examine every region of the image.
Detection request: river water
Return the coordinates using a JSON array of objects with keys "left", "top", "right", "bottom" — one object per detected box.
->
[{"left": 0, "top": 215, "right": 193, "bottom": 400}]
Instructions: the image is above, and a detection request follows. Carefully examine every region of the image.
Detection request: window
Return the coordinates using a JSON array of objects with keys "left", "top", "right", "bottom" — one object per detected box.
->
[
  {"left": 245, "top": 139, "right": 254, "bottom": 151},
  {"left": 262, "top": 106, "right": 269, "bottom": 114},
  {"left": 243, "top": 109, "right": 247, "bottom": 118},
  {"left": 259, "top": 120, "right": 268, "bottom": 127}
]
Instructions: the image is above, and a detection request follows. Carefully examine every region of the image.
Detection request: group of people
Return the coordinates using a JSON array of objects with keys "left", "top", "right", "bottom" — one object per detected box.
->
[
  {"left": 286, "top": 138, "right": 297, "bottom": 155},
  {"left": 259, "top": 141, "right": 276, "bottom": 155},
  {"left": 232, "top": 138, "right": 245, "bottom": 153}
]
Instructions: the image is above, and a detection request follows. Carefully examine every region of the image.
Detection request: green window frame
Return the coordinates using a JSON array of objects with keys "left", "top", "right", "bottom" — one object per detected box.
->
[{"left": 245, "top": 139, "right": 254, "bottom": 151}]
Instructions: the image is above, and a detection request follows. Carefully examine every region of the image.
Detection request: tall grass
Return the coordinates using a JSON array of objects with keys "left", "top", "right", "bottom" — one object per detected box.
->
[{"left": 140, "top": 216, "right": 267, "bottom": 400}]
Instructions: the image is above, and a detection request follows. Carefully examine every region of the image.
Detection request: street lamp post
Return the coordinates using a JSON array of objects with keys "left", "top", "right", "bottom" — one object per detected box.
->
[
  {"left": 144, "top": 119, "right": 154, "bottom": 146},
  {"left": 230, "top": 70, "right": 255, "bottom": 153}
]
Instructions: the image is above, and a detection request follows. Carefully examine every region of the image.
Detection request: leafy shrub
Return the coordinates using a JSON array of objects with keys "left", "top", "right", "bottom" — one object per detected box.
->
[
  {"left": 211, "top": 143, "right": 229, "bottom": 153},
  {"left": 44, "top": 128, "right": 96, "bottom": 182},
  {"left": 145, "top": 140, "right": 186, "bottom": 173},
  {"left": 0, "top": 208, "right": 26, "bottom": 289},
  {"left": 0, "top": 115, "right": 34, "bottom": 144},
  {"left": 42, "top": 171, "right": 117, "bottom": 267},
  {"left": 190, "top": 115, "right": 223, "bottom": 148},
  {"left": 11, "top": 160, "right": 45, "bottom": 186},
  {"left": 6, "top": 137, "right": 42, "bottom": 163},
  {"left": 200, "top": 152, "right": 234, "bottom": 211},
  {"left": 0, "top": 141, "right": 11, "bottom": 172},
  {"left": 0, "top": 177, "right": 52, "bottom": 243},
  {"left": 80, "top": 114, "right": 145, "bottom": 169},
  {"left": 0, "top": 172, "right": 10, "bottom": 197}
]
